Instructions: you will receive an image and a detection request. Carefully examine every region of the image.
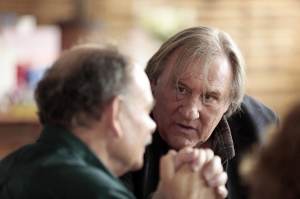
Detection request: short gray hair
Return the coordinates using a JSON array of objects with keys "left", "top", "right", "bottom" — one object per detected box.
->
[
  {"left": 146, "top": 26, "right": 245, "bottom": 116},
  {"left": 35, "top": 45, "right": 132, "bottom": 128}
]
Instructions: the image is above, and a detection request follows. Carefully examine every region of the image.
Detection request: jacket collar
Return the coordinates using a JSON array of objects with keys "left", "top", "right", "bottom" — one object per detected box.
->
[
  {"left": 38, "top": 124, "right": 116, "bottom": 178},
  {"left": 208, "top": 117, "right": 235, "bottom": 162}
]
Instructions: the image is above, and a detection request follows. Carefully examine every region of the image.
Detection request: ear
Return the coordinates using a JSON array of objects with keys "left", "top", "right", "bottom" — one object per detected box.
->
[{"left": 105, "top": 96, "right": 123, "bottom": 138}]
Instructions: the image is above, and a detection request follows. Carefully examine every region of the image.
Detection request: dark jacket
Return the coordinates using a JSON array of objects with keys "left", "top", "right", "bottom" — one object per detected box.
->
[
  {"left": 227, "top": 95, "right": 278, "bottom": 199},
  {"left": 121, "top": 95, "right": 278, "bottom": 199},
  {"left": 0, "top": 125, "right": 135, "bottom": 199}
]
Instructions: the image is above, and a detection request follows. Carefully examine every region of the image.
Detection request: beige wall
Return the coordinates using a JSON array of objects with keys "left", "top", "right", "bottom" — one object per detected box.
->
[{"left": 1, "top": 0, "right": 300, "bottom": 118}]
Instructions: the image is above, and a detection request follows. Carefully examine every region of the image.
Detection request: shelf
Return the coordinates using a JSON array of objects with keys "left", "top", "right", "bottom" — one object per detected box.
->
[{"left": 0, "top": 114, "right": 38, "bottom": 125}]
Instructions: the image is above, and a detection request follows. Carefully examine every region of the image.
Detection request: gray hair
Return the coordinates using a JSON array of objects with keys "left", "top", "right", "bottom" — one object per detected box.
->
[
  {"left": 35, "top": 44, "right": 132, "bottom": 128},
  {"left": 146, "top": 26, "right": 245, "bottom": 116}
]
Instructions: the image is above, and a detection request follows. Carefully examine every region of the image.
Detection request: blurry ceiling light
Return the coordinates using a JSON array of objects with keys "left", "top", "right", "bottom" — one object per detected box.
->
[
  {"left": 16, "top": 15, "right": 36, "bottom": 34},
  {"left": 138, "top": 7, "right": 196, "bottom": 41}
]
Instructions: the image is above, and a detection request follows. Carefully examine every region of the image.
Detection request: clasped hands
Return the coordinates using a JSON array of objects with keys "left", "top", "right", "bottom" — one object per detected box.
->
[{"left": 154, "top": 147, "right": 228, "bottom": 199}]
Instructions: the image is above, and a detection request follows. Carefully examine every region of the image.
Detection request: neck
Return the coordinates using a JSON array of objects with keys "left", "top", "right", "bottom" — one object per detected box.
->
[{"left": 72, "top": 125, "right": 127, "bottom": 177}]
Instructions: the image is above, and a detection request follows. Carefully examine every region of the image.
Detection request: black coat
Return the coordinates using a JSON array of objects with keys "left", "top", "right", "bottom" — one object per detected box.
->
[{"left": 227, "top": 95, "right": 278, "bottom": 199}]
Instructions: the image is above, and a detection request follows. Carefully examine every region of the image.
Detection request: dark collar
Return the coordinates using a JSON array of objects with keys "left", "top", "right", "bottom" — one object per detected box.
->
[
  {"left": 38, "top": 124, "right": 117, "bottom": 178},
  {"left": 208, "top": 117, "right": 235, "bottom": 163}
]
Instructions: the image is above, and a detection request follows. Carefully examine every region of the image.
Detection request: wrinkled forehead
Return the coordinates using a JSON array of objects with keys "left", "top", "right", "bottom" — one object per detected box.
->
[{"left": 166, "top": 47, "right": 225, "bottom": 83}]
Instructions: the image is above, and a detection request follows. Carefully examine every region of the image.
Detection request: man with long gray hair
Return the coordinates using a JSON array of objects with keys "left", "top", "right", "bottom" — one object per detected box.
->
[{"left": 121, "top": 26, "right": 278, "bottom": 199}]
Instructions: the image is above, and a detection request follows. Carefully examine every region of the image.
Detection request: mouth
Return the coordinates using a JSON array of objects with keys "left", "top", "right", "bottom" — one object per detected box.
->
[{"left": 176, "top": 123, "right": 198, "bottom": 133}]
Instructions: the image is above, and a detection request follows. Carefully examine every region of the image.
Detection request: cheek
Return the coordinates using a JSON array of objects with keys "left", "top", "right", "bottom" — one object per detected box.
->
[
  {"left": 202, "top": 111, "right": 224, "bottom": 135},
  {"left": 153, "top": 87, "right": 179, "bottom": 126},
  {"left": 155, "top": 89, "right": 178, "bottom": 115},
  {"left": 153, "top": 101, "right": 177, "bottom": 129}
]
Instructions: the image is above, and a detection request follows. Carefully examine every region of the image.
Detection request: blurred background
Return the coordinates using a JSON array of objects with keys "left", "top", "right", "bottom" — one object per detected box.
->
[{"left": 0, "top": 0, "right": 300, "bottom": 157}]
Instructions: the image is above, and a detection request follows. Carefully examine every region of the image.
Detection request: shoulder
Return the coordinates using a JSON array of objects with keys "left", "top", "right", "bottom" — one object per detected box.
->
[
  {"left": 226, "top": 95, "right": 279, "bottom": 154},
  {"left": 34, "top": 164, "right": 135, "bottom": 198},
  {"left": 0, "top": 142, "right": 134, "bottom": 198},
  {"left": 241, "top": 95, "right": 278, "bottom": 126},
  {"left": 228, "top": 95, "right": 278, "bottom": 138}
]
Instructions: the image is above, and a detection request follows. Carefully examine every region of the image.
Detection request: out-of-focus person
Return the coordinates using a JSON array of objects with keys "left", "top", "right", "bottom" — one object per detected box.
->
[{"left": 241, "top": 102, "right": 300, "bottom": 199}]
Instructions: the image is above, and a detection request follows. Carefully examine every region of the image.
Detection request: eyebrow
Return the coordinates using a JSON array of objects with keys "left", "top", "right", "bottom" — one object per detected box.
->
[
  {"left": 176, "top": 81, "right": 191, "bottom": 90},
  {"left": 178, "top": 79, "right": 222, "bottom": 97},
  {"left": 206, "top": 89, "right": 221, "bottom": 96}
]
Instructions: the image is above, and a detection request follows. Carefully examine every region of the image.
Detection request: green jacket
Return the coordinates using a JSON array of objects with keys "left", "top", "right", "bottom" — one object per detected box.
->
[{"left": 0, "top": 125, "right": 135, "bottom": 199}]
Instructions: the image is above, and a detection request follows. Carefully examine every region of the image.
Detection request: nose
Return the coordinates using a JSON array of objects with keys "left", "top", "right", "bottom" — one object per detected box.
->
[
  {"left": 148, "top": 118, "right": 157, "bottom": 134},
  {"left": 179, "top": 98, "right": 201, "bottom": 120}
]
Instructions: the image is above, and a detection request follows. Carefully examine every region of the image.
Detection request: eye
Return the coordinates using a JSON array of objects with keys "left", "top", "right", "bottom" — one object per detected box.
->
[
  {"left": 203, "top": 94, "right": 218, "bottom": 104},
  {"left": 177, "top": 85, "right": 188, "bottom": 94}
]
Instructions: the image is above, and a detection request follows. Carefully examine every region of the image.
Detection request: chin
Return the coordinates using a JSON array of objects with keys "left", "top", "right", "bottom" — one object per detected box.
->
[
  {"left": 168, "top": 138, "right": 197, "bottom": 150},
  {"left": 127, "top": 146, "right": 146, "bottom": 170},
  {"left": 129, "top": 158, "right": 144, "bottom": 171}
]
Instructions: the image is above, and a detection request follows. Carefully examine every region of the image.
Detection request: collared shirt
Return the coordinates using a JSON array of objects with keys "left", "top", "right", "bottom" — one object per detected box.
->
[{"left": 0, "top": 125, "right": 135, "bottom": 199}]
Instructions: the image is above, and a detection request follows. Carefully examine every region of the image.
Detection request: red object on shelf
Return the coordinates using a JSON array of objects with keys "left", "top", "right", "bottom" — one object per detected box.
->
[{"left": 16, "top": 63, "right": 30, "bottom": 88}]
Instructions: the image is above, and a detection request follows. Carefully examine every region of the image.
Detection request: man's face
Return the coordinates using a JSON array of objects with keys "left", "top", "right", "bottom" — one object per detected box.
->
[
  {"left": 119, "top": 65, "right": 156, "bottom": 170},
  {"left": 151, "top": 53, "right": 232, "bottom": 150}
]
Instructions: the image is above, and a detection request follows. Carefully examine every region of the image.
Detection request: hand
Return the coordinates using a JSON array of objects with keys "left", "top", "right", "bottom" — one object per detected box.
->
[
  {"left": 159, "top": 148, "right": 228, "bottom": 199},
  {"left": 201, "top": 150, "right": 228, "bottom": 198},
  {"left": 154, "top": 150, "right": 216, "bottom": 199},
  {"left": 197, "top": 149, "right": 228, "bottom": 198}
]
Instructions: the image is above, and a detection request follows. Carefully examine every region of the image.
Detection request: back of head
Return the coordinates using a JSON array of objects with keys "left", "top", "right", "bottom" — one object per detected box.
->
[
  {"left": 242, "top": 103, "right": 300, "bottom": 199},
  {"left": 146, "top": 26, "right": 245, "bottom": 116},
  {"left": 35, "top": 44, "right": 131, "bottom": 129}
]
